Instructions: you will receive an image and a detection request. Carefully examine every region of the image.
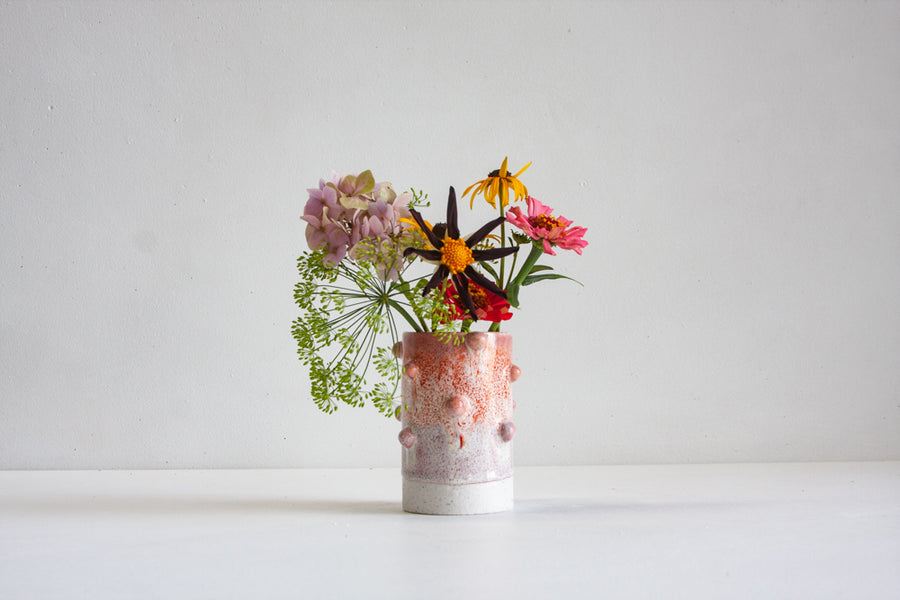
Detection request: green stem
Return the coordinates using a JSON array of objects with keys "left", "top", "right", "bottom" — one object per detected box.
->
[
  {"left": 401, "top": 287, "right": 429, "bottom": 331},
  {"left": 506, "top": 242, "right": 544, "bottom": 308},
  {"left": 386, "top": 298, "right": 423, "bottom": 332},
  {"left": 506, "top": 242, "right": 519, "bottom": 290},
  {"left": 513, "top": 242, "right": 544, "bottom": 285},
  {"left": 498, "top": 203, "right": 507, "bottom": 288}
]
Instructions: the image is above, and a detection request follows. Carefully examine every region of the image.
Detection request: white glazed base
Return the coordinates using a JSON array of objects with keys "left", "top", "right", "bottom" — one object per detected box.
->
[{"left": 402, "top": 477, "right": 514, "bottom": 515}]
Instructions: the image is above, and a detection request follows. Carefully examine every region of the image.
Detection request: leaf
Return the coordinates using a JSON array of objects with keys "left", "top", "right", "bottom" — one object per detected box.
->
[
  {"left": 479, "top": 261, "right": 500, "bottom": 283},
  {"left": 511, "top": 231, "right": 531, "bottom": 245},
  {"left": 522, "top": 273, "right": 583, "bottom": 286},
  {"left": 528, "top": 264, "right": 554, "bottom": 274},
  {"left": 506, "top": 281, "right": 521, "bottom": 308}
]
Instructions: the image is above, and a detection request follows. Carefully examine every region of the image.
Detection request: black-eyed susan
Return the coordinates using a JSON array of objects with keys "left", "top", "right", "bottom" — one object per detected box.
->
[
  {"left": 462, "top": 157, "right": 532, "bottom": 209},
  {"left": 403, "top": 187, "right": 518, "bottom": 320}
]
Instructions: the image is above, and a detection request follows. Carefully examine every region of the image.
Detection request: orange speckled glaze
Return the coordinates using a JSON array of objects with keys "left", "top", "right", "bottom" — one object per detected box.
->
[{"left": 400, "top": 332, "right": 515, "bottom": 485}]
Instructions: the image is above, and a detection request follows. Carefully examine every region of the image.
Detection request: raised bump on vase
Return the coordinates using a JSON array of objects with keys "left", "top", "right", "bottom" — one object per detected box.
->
[
  {"left": 398, "top": 427, "right": 415, "bottom": 448},
  {"left": 499, "top": 421, "right": 516, "bottom": 442},
  {"left": 443, "top": 395, "right": 469, "bottom": 417},
  {"left": 404, "top": 362, "right": 419, "bottom": 379},
  {"left": 509, "top": 364, "right": 522, "bottom": 382},
  {"left": 465, "top": 332, "right": 487, "bottom": 351}
]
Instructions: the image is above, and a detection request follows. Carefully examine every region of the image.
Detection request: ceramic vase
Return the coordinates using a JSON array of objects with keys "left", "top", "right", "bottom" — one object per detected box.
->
[{"left": 396, "top": 331, "right": 520, "bottom": 514}]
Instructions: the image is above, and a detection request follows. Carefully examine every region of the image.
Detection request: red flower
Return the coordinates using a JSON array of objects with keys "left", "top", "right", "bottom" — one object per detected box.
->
[{"left": 444, "top": 280, "right": 513, "bottom": 323}]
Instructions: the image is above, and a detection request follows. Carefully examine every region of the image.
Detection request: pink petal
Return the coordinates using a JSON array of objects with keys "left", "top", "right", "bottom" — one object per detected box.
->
[{"left": 542, "top": 238, "right": 556, "bottom": 256}]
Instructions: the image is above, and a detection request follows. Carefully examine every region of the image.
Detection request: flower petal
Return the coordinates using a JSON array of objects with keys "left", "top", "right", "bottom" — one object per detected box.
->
[
  {"left": 404, "top": 247, "right": 442, "bottom": 261},
  {"left": 465, "top": 266, "right": 507, "bottom": 298},
  {"left": 472, "top": 245, "right": 519, "bottom": 262},
  {"left": 465, "top": 215, "right": 507, "bottom": 248},
  {"left": 409, "top": 208, "right": 443, "bottom": 249},
  {"left": 487, "top": 179, "right": 500, "bottom": 209},
  {"left": 423, "top": 264, "right": 450, "bottom": 295},
  {"left": 452, "top": 273, "right": 478, "bottom": 320},
  {"left": 446, "top": 187, "right": 460, "bottom": 239},
  {"left": 462, "top": 181, "right": 480, "bottom": 208},
  {"left": 511, "top": 180, "right": 527, "bottom": 203}
]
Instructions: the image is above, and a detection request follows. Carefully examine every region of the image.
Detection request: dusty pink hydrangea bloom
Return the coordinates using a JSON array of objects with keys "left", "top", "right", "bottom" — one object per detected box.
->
[
  {"left": 506, "top": 196, "right": 588, "bottom": 256},
  {"left": 302, "top": 170, "right": 413, "bottom": 272}
]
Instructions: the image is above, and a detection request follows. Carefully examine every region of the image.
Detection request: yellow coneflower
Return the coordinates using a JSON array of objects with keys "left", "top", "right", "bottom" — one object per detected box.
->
[{"left": 462, "top": 157, "right": 532, "bottom": 210}]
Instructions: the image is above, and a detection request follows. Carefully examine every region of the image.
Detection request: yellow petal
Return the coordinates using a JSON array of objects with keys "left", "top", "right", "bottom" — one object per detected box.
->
[
  {"left": 463, "top": 181, "right": 481, "bottom": 208},
  {"left": 488, "top": 179, "right": 500, "bottom": 208},
  {"left": 499, "top": 157, "right": 509, "bottom": 178},
  {"left": 398, "top": 216, "right": 433, "bottom": 232},
  {"left": 512, "top": 161, "right": 532, "bottom": 178},
  {"left": 512, "top": 180, "right": 528, "bottom": 202},
  {"left": 472, "top": 183, "right": 488, "bottom": 209}
]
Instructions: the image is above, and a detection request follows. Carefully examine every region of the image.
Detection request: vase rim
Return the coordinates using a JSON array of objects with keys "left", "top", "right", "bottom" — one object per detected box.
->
[{"left": 402, "top": 331, "right": 511, "bottom": 338}]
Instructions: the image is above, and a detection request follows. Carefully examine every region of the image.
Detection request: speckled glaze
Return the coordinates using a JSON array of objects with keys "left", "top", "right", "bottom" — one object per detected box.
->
[{"left": 397, "top": 332, "right": 519, "bottom": 514}]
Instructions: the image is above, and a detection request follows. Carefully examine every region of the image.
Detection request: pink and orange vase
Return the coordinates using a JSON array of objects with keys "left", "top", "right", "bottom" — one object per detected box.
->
[{"left": 396, "top": 332, "right": 520, "bottom": 514}]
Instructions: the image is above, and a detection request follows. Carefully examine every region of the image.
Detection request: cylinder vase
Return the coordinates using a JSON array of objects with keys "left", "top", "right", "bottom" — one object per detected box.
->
[{"left": 396, "top": 331, "right": 520, "bottom": 515}]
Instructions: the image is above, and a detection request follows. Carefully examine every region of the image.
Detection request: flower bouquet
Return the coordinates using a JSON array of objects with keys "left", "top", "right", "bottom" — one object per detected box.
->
[{"left": 292, "top": 158, "right": 587, "bottom": 417}]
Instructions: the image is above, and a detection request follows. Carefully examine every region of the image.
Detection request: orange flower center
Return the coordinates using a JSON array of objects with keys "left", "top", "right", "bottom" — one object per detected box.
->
[
  {"left": 532, "top": 213, "right": 562, "bottom": 230},
  {"left": 468, "top": 283, "right": 488, "bottom": 309},
  {"left": 441, "top": 238, "right": 474, "bottom": 274}
]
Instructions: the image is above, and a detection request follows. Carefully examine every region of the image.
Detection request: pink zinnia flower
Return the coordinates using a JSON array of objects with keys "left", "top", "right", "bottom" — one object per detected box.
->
[{"left": 506, "top": 196, "right": 588, "bottom": 256}]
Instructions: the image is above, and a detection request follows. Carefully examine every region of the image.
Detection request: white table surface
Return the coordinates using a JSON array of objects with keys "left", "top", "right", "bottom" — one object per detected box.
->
[{"left": 1, "top": 463, "right": 898, "bottom": 599}]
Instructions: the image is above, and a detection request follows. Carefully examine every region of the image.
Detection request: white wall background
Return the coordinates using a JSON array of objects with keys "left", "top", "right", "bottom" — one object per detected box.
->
[{"left": 1, "top": 1, "right": 898, "bottom": 469}]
